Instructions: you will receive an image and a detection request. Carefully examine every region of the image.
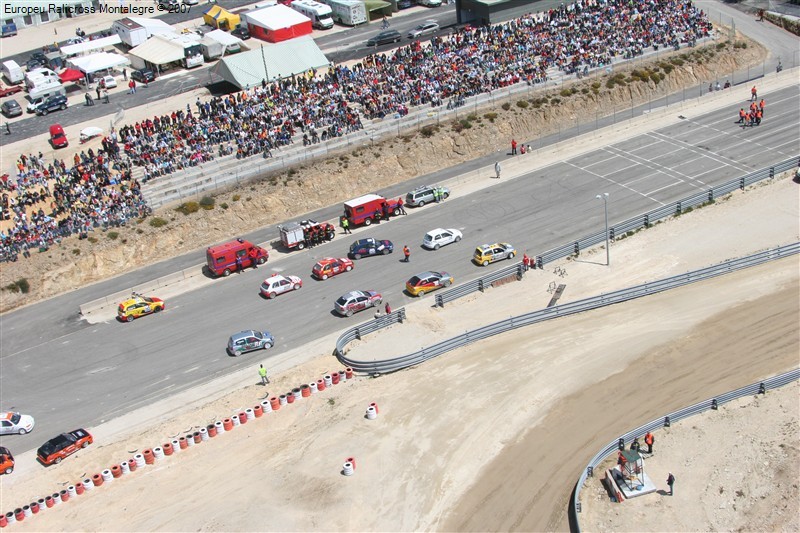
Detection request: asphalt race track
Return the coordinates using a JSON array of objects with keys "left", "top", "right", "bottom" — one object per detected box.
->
[{"left": 1, "top": 83, "right": 797, "bottom": 454}]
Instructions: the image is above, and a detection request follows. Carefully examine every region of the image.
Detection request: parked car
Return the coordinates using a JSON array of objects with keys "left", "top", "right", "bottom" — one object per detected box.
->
[
  {"left": 1, "top": 99, "right": 22, "bottom": 117},
  {"left": 334, "top": 290, "right": 382, "bottom": 317},
  {"left": 35, "top": 94, "right": 67, "bottom": 116},
  {"left": 408, "top": 20, "right": 439, "bottom": 39},
  {"left": 366, "top": 30, "right": 402, "bottom": 46},
  {"left": 0, "top": 83, "right": 23, "bottom": 98},
  {"left": 405, "top": 184, "right": 449, "bottom": 207},
  {"left": 130, "top": 68, "right": 156, "bottom": 83},
  {"left": 117, "top": 293, "right": 165, "bottom": 322},
  {"left": 405, "top": 271, "right": 453, "bottom": 296},
  {"left": 49, "top": 123, "right": 68, "bottom": 148},
  {"left": 397, "top": 0, "right": 413, "bottom": 8},
  {"left": 422, "top": 228, "right": 462, "bottom": 250},
  {"left": 473, "top": 243, "right": 516, "bottom": 266},
  {"left": 260, "top": 274, "right": 302, "bottom": 299},
  {"left": 231, "top": 25, "right": 251, "bottom": 40},
  {"left": 26, "top": 58, "right": 44, "bottom": 72},
  {"left": 37, "top": 428, "right": 93, "bottom": 465},
  {"left": 0, "top": 447, "right": 13, "bottom": 475},
  {"left": 312, "top": 257, "right": 353, "bottom": 280},
  {"left": 348, "top": 238, "right": 393, "bottom": 259},
  {"left": 99, "top": 75, "right": 117, "bottom": 89},
  {"left": 0, "top": 412, "right": 35, "bottom": 435},
  {"left": 227, "top": 330, "right": 274, "bottom": 356}
]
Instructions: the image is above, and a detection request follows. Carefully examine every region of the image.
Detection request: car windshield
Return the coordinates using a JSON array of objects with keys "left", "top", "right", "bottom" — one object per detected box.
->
[
  {"left": 335, "top": 296, "right": 349, "bottom": 306},
  {"left": 10, "top": 413, "right": 20, "bottom": 424},
  {"left": 253, "top": 331, "right": 263, "bottom": 340},
  {"left": 408, "top": 276, "right": 421, "bottom": 286}
]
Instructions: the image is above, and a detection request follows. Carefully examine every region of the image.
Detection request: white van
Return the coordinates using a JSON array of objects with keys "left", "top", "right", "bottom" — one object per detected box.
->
[
  {"left": 291, "top": 0, "right": 334, "bottom": 29},
  {"left": 27, "top": 85, "right": 67, "bottom": 113},
  {"left": 2, "top": 60, "right": 24, "bottom": 84}
]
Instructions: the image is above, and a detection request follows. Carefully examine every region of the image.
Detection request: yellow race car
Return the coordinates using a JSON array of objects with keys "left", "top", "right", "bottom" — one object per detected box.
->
[{"left": 118, "top": 293, "right": 165, "bottom": 322}]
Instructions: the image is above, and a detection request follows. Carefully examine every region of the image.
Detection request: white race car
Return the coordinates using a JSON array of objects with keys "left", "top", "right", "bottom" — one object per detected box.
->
[
  {"left": 422, "top": 228, "right": 463, "bottom": 250},
  {"left": 260, "top": 274, "right": 303, "bottom": 299}
]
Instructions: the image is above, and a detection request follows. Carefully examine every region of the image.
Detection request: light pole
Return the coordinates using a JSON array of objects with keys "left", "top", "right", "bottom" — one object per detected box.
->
[{"left": 596, "top": 193, "right": 610, "bottom": 266}]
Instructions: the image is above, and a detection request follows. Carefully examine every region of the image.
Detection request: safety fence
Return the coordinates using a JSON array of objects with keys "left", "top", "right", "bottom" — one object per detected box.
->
[
  {"left": 569, "top": 367, "right": 800, "bottom": 532},
  {"left": 535, "top": 156, "right": 800, "bottom": 269},
  {"left": 434, "top": 263, "right": 525, "bottom": 307},
  {"left": 336, "top": 243, "right": 799, "bottom": 374}
]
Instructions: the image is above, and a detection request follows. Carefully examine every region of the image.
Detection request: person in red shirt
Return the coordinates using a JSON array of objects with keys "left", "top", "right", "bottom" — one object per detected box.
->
[
  {"left": 248, "top": 247, "right": 259, "bottom": 268},
  {"left": 511, "top": 139, "right": 518, "bottom": 155}
]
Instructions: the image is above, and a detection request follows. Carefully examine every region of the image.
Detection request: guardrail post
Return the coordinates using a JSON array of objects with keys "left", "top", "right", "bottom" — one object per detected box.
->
[
  {"left": 536, "top": 256, "right": 543, "bottom": 269},
  {"left": 769, "top": 167, "right": 774, "bottom": 178},
  {"left": 759, "top": 382, "right": 766, "bottom": 394},
  {"left": 644, "top": 214, "right": 650, "bottom": 228},
  {"left": 399, "top": 308, "right": 406, "bottom": 323},
  {"left": 609, "top": 227, "right": 615, "bottom": 240},
  {"left": 676, "top": 201, "right": 682, "bottom": 215},
  {"left": 711, "top": 399, "right": 718, "bottom": 410},
  {"left": 587, "top": 466, "right": 593, "bottom": 478},
  {"left": 664, "top": 416, "right": 671, "bottom": 427},
  {"left": 435, "top": 294, "right": 444, "bottom": 307},
  {"left": 618, "top": 438, "right": 625, "bottom": 450},
  {"left": 478, "top": 279, "right": 485, "bottom": 292},
  {"left": 740, "top": 177, "right": 745, "bottom": 190},
  {"left": 355, "top": 328, "right": 361, "bottom": 341},
  {"left": 708, "top": 190, "right": 714, "bottom": 203},
  {"left": 573, "top": 242, "right": 579, "bottom": 255},
  {"left": 516, "top": 264, "right": 524, "bottom": 280}
]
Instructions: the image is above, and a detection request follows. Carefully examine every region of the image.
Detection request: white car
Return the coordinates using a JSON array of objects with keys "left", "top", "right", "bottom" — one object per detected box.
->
[
  {"left": 422, "top": 228, "right": 463, "bottom": 250},
  {"left": 260, "top": 274, "right": 303, "bottom": 299},
  {"left": 100, "top": 75, "right": 117, "bottom": 89},
  {"left": 407, "top": 21, "right": 440, "bottom": 39},
  {"left": 0, "top": 412, "right": 35, "bottom": 435}
]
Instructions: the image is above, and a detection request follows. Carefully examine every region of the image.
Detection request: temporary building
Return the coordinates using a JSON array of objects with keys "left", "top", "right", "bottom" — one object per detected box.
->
[
  {"left": 202, "top": 5, "right": 240, "bottom": 31},
  {"left": 211, "top": 35, "right": 329, "bottom": 89},
  {"left": 242, "top": 4, "right": 313, "bottom": 43},
  {"left": 69, "top": 52, "right": 130, "bottom": 74},
  {"left": 60, "top": 35, "right": 122, "bottom": 56},
  {"left": 128, "top": 33, "right": 204, "bottom": 70},
  {"left": 112, "top": 17, "right": 174, "bottom": 47},
  {"left": 58, "top": 68, "right": 85, "bottom": 83}
]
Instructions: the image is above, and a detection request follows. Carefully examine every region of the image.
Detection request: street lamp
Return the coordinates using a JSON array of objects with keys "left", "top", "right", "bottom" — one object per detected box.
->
[{"left": 596, "top": 193, "right": 610, "bottom": 266}]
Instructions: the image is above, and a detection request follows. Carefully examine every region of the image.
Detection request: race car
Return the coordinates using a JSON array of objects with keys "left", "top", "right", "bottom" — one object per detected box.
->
[
  {"left": 37, "top": 428, "right": 93, "bottom": 466},
  {"left": 405, "top": 271, "right": 454, "bottom": 296},
  {"left": 117, "top": 293, "right": 165, "bottom": 322},
  {"left": 312, "top": 257, "right": 354, "bottom": 280},
  {"left": 260, "top": 274, "right": 303, "bottom": 299},
  {"left": 334, "top": 290, "right": 382, "bottom": 317},
  {"left": 348, "top": 238, "right": 394, "bottom": 259},
  {"left": 0, "top": 411, "right": 35, "bottom": 435},
  {"left": 0, "top": 447, "right": 13, "bottom": 475},
  {"left": 422, "top": 228, "right": 462, "bottom": 250},
  {"left": 473, "top": 243, "right": 516, "bottom": 266}
]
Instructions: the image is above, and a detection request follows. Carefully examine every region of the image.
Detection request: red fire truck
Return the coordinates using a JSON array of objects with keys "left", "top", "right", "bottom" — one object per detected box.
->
[{"left": 343, "top": 194, "right": 402, "bottom": 227}]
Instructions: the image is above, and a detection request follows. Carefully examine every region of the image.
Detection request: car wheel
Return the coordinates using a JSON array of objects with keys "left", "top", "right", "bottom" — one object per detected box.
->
[
  {"left": 382, "top": 248, "right": 390, "bottom": 255},
  {"left": 443, "top": 193, "right": 449, "bottom": 199},
  {"left": 374, "top": 298, "right": 382, "bottom": 306},
  {"left": 418, "top": 200, "right": 425, "bottom": 207},
  {"left": 508, "top": 252, "right": 516, "bottom": 259},
  {"left": 81, "top": 441, "right": 89, "bottom": 448},
  {"left": 42, "top": 108, "right": 48, "bottom": 115},
  {"left": 3, "top": 467, "right": 11, "bottom": 474},
  {"left": 263, "top": 342, "right": 273, "bottom": 349},
  {"left": 60, "top": 104, "right": 66, "bottom": 110},
  {"left": 393, "top": 207, "right": 400, "bottom": 216},
  {"left": 364, "top": 218, "right": 372, "bottom": 226},
  {"left": 346, "top": 309, "right": 353, "bottom": 317},
  {"left": 269, "top": 291, "right": 277, "bottom": 299},
  {"left": 126, "top": 315, "right": 134, "bottom": 322},
  {"left": 434, "top": 244, "right": 440, "bottom": 250},
  {"left": 455, "top": 236, "right": 461, "bottom": 242},
  {"left": 322, "top": 274, "right": 329, "bottom": 280},
  {"left": 257, "top": 257, "right": 266, "bottom": 265},
  {"left": 223, "top": 268, "right": 231, "bottom": 277},
  {"left": 18, "top": 428, "right": 27, "bottom": 435},
  {"left": 442, "top": 279, "right": 451, "bottom": 287},
  {"left": 154, "top": 306, "right": 162, "bottom": 313},
  {"left": 345, "top": 265, "right": 352, "bottom": 272},
  {"left": 482, "top": 260, "right": 489, "bottom": 266},
  {"left": 54, "top": 457, "right": 62, "bottom": 464},
  {"left": 297, "top": 242, "right": 305, "bottom": 250},
  {"left": 293, "top": 283, "right": 301, "bottom": 290},
  {"left": 354, "top": 254, "right": 361, "bottom": 260}
]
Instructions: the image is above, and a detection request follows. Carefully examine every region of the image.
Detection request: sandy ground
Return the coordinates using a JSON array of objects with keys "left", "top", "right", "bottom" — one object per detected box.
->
[{"left": 1, "top": 168, "right": 797, "bottom": 531}]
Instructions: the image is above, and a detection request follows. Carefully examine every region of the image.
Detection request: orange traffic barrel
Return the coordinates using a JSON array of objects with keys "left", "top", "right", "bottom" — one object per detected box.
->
[
  {"left": 164, "top": 442, "right": 175, "bottom": 455},
  {"left": 317, "top": 378, "right": 326, "bottom": 391},
  {"left": 92, "top": 473, "right": 104, "bottom": 486},
  {"left": 0, "top": 513, "right": 8, "bottom": 527},
  {"left": 301, "top": 384, "right": 311, "bottom": 398},
  {"left": 128, "top": 458, "right": 138, "bottom": 471},
  {"left": 75, "top": 482, "right": 85, "bottom": 495},
  {"left": 238, "top": 412, "right": 247, "bottom": 424},
  {"left": 254, "top": 404, "right": 264, "bottom": 417},
  {"left": 179, "top": 436, "right": 188, "bottom": 449},
  {"left": 206, "top": 425, "right": 217, "bottom": 437},
  {"left": 287, "top": 393, "right": 295, "bottom": 404},
  {"left": 270, "top": 397, "right": 280, "bottom": 410},
  {"left": 331, "top": 372, "right": 340, "bottom": 385},
  {"left": 111, "top": 465, "right": 123, "bottom": 478},
  {"left": 143, "top": 449, "right": 155, "bottom": 464},
  {"left": 31, "top": 501, "right": 41, "bottom": 513},
  {"left": 193, "top": 431, "right": 201, "bottom": 444},
  {"left": 223, "top": 418, "right": 233, "bottom": 431},
  {"left": 13, "top": 509, "right": 23, "bottom": 522},
  {"left": 346, "top": 456, "right": 356, "bottom": 469},
  {"left": 345, "top": 367, "right": 354, "bottom": 379},
  {"left": 370, "top": 402, "right": 379, "bottom": 414},
  {"left": 59, "top": 489, "right": 69, "bottom": 502}
]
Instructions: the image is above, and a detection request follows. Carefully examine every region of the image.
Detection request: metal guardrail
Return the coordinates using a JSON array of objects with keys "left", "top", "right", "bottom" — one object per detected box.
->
[
  {"left": 535, "top": 156, "right": 800, "bottom": 269},
  {"left": 335, "top": 243, "right": 799, "bottom": 375},
  {"left": 434, "top": 263, "right": 525, "bottom": 307},
  {"left": 570, "top": 367, "right": 800, "bottom": 532}
]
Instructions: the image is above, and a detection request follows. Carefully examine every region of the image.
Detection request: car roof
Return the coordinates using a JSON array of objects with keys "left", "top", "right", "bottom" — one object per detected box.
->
[
  {"left": 340, "top": 290, "right": 365, "bottom": 299},
  {"left": 264, "top": 274, "right": 287, "bottom": 281},
  {"left": 231, "top": 330, "right": 256, "bottom": 339},
  {"left": 0, "top": 412, "right": 15, "bottom": 420}
]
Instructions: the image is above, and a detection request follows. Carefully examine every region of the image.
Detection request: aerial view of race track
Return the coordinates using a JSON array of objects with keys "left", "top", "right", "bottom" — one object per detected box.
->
[{"left": 0, "top": 0, "right": 798, "bottom": 530}]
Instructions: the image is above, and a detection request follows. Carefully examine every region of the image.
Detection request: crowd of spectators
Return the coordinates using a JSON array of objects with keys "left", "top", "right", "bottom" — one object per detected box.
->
[{"left": 2, "top": 0, "right": 712, "bottom": 262}]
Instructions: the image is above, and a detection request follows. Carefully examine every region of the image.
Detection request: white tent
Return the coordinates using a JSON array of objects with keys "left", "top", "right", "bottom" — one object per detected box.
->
[
  {"left": 69, "top": 52, "right": 130, "bottom": 74},
  {"left": 126, "top": 16, "right": 174, "bottom": 36},
  {"left": 61, "top": 35, "right": 122, "bottom": 56},
  {"left": 211, "top": 35, "right": 328, "bottom": 89},
  {"left": 205, "top": 29, "right": 246, "bottom": 48},
  {"left": 129, "top": 33, "right": 202, "bottom": 67}
]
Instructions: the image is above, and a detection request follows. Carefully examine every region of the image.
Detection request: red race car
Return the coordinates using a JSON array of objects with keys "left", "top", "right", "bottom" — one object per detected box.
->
[
  {"left": 311, "top": 257, "right": 353, "bottom": 280},
  {"left": 37, "top": 428, "right": 93, "bottom": 466}
]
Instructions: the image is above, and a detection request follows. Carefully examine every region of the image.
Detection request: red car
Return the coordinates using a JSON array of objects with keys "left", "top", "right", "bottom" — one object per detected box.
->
[
  {"left": 49, "top": 124, "right": 68, "bottom": 148},
  {"left": 311, "top": 257, "right": 353, "bottom": 280},
  {"left": 0, "top": 447, "right": 14, "bottom": 475},
  {"left": 0, "top": 84, "right": 23, "bottom": 98},
  {"left": 37, "top": 428, "right": 93, "bottom": 466}
]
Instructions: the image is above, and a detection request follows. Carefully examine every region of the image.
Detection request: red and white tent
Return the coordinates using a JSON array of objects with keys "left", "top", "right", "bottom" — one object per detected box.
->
[{"left": 242, "top": 4, "right": 312, "bottom": 43}]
